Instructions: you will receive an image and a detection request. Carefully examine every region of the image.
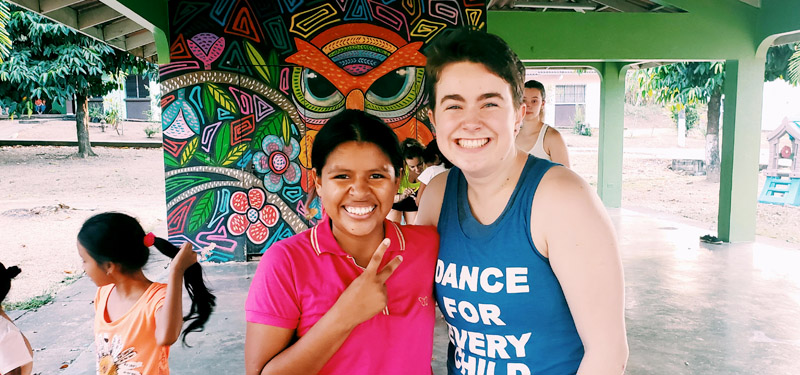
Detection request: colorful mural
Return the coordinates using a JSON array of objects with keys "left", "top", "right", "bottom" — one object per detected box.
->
[{"left": 161, "top": 0, "right": 486, "bottom": 261}]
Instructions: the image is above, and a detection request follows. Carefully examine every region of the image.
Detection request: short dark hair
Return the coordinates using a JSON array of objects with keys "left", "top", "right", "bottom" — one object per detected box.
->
[
  {"left": 524, "top": 80, "right": 546, "bottom": 100},
  {"left": 0, "top": 262, "right": 21, "bottom": 304},
  {"left": 424, "top": 28, "right": 525, "bottom": 112},
  {"left": 401, "top": 138, "right": 425, "bottom": 160},
  {"left": 312, "top": 109, "right": 404, "bottom": 177},
  {"left": 423, "top": 140, "right": 453, "bottom": 168}
]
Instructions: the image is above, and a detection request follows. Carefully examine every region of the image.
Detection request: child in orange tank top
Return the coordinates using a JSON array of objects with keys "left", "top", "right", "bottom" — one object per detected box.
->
[{"left": 77, "top": 212, "right": 216, "bottom": 375}]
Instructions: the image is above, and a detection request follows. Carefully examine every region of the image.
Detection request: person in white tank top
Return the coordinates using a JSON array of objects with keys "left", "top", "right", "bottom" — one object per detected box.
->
[{"left": 515, "top": 80, "right": 571, "bottom": 167}]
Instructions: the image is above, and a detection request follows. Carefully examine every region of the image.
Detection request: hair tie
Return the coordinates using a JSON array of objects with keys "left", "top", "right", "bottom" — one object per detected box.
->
[{"left": 143, "top": 232, "right": 156, "bottom": 247}]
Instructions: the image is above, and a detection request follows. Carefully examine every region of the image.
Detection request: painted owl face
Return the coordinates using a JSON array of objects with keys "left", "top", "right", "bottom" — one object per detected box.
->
[{"left": 286, "top": 23, "right": 427, "bottom": 130}]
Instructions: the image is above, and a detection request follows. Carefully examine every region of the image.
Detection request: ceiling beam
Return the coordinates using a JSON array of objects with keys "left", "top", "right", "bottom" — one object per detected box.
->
[
  {"left": 738, "top": 0, "right": 760, "bottom": 7},
  {"left": 125, "top": 32, "right": 154, "bottom": 51},
  {"left": 5, "top": 0, "right": 39, "bottom": 12},
  {"left": 40, "top": 0, "right": 82, "bottom": 14},
  {"left": 78, "top": 5, "right": 122, "bottom": 30},
  {"left": 514, "top": 0, "right": 596, "bottom": 11},
  {"left": 103, "top": 19, "right": 143, "bottom": 41},
  {"left": 142, "top": 43, "right": 157, "bottom": 58},
  {"left": 592, "top": 0, "right": 648, "bottom": 12}
]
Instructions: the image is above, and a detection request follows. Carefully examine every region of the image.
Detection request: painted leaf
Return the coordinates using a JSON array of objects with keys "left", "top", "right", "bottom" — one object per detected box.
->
[
  {"left": 188, "top": 191, "right": 215, "bottom": 232},
  {"left": 221, "top": 144, "right": 249, "bottom": 167},
  {"left": 180, "top": 137, "right": 199, "bottom": 166},
  {"left": 194, "top": 152, "right": 216, "bottom": 166},
  {"left": 206, "top": 83, "right": 237, "bottom": 114},
  {"left": 164, "top": 154, "right": 179, "bottom": 168},
  {"left": 253, "top": 112, "right": 282, "bottom": 149},
  {"left": 214, "top": 123, "right": 231, "bottom": 164},
  {"left": 281, "top": 112, "right": 292, "bottom": 145},
  {"left": 165, "top": 175, "right": 212, "bottom": 200},
  {"left": 267, "top": 49, "right": 279, "bottom": 89},
  {"left": 245, "top": 41, "right": 272, "bottom": 85},
  {"left": 202, "top": 84, "right": 216, "bottom": 121}
]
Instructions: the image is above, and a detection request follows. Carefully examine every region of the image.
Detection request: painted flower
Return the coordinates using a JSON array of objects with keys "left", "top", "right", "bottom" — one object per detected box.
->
[
  {"left": 227, "top": 188, "right": 280, "bottom": 244},
  {"left": 252, "top": 135, "right": 302, "bottom": 193},
  {"left": 95, "top": 333, "right": 142, "bottom": 375}
]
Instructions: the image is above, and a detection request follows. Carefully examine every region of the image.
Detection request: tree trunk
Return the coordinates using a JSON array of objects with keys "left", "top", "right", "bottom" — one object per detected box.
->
[
  {"left": 705, "top": 90, "right": 722, "bottom": 182},
  {"left": 75, "top": 94, "right": 96, "bottom": 157}
]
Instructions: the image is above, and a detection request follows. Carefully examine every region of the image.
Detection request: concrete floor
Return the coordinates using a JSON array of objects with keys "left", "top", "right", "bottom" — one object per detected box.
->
[{"left": 12, "top": 208, "right": 800, "bottom": 374}]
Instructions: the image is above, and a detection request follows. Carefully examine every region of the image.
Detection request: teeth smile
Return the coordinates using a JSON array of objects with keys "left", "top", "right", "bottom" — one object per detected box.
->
[
  {"left": 457, "top": 138, "right": 489, "bottom": 149},
  {"left": 345, "top": 206, "right": 375, "bottom": 216}
]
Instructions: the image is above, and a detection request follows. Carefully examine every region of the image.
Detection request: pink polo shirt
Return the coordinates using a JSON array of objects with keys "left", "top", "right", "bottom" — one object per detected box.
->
[{"left": 246, "top": 218, "right": 438, "bottom": 375}]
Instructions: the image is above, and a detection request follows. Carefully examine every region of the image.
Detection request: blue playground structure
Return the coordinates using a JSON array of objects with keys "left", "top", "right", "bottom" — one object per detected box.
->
[{"left": 759, "top": 118, "right": 800, "bottom": 206}]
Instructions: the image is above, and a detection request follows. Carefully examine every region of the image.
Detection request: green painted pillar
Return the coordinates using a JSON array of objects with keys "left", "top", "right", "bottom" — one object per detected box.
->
[
  {"left": 597, "top": 62, "right": 625, "bottom": 208},
  {"left": 154, "top": 27, "right": 171, "bottom": 65},
  {"left": 718, "top": 58, "right": 765, "bottom": 242}
]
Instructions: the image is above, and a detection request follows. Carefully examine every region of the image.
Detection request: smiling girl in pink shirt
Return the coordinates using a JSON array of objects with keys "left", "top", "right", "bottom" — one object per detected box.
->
[{"left": 245, "top": 110, "right": 439, "bottom": 375}]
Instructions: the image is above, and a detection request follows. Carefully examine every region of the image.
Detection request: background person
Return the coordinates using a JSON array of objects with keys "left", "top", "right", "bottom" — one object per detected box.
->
[
  {"left": 77, "top": 212, "right": 216, "bottom": 375},
  {"left": 387, "top": 138, "right": 426, "bottom": 224},
  {"left": 415, "top": 140, "right": 451, "bottom": 206},
  {"left": 515, "top": 80, "right": 570, "bottom": 167},
  {"left": 0, "top": 263, "right": 33, "bottom": 375}
]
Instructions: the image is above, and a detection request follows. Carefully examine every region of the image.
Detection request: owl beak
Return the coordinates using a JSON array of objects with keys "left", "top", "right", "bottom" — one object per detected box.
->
[{"left": 345, "top": 90, "right": 365, "bottom": 111}]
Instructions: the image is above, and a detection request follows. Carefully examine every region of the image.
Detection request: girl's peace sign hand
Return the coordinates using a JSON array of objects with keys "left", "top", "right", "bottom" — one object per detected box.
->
[{"left": 332, "top": 238, "right": 403, "bottom": 329}]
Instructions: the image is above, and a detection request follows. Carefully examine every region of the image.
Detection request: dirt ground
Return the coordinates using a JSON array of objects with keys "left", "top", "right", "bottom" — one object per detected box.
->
[{"left": 1, "top": 108, "right": 799, "bottom": 306}]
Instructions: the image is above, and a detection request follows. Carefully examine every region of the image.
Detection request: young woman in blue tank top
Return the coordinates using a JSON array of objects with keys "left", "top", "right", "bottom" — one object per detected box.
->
[{"left": 417, "top": 29, "right": 628, "bottom": 375}]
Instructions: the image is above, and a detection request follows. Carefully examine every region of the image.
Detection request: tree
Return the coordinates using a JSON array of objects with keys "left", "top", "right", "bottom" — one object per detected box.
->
[
  {"left": 0, "top": 6, "right": 155, "bottom": 157},
  {"left": 636, "top": 43, "right": 798, "bottom": 182},
  {"left": 0, "top": 1, "right": 10, "bottom": 62},
  {"left": 789, "top": 45, "right": 800, "bottom": 84}
]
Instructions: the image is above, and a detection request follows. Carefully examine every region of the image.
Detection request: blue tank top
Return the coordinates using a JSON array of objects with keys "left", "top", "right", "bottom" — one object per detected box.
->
[{"left": 435, "top": 156, "right": 584, "bottom": 375}]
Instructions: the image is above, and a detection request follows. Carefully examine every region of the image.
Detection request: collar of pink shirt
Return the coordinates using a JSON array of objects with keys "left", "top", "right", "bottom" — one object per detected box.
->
[{"left": 309, "top": 218, "right": 406, "bottom": 258}]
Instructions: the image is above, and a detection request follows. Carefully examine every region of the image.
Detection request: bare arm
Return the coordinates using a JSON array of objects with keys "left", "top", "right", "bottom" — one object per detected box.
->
[
  {"left": 415, "top": 183, "right": 427, "bottom": 206},
  {"left": 414, "top": 170, "right": 448, "bottom": 226},
  {"left": 245, "top": 240, "right": 403, "bottom": 375},
  {"left": 155, "top": 242, "right": 198, "bottom": 346},
  {"left": 545, "top": 128, "right": 570, "bottom": 168},
  {"left": 244, "top": 308, "right": 354, "bottom": 375},
  {"left": 532, "top": 168, "right": 628, "bottom": 374}
]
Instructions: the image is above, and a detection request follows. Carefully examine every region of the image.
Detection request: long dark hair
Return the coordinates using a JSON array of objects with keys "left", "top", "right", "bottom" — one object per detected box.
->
[
  {"left": 0, "top": 262, "right": 22, "bottom": 304},
  {"left": 77, "top": 212, "right": 216, "bottom": 346}
]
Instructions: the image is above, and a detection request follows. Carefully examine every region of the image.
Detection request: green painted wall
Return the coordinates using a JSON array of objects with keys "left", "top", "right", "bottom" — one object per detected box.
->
[
  {"left": 114, "top": 0, "right": 170, "bottom": 63},
  {"left": 488, "top": 1, "right": 758, "bottom": 61},
  {"left": 758, "top": 0, "right": 800, "bottom": 46}
]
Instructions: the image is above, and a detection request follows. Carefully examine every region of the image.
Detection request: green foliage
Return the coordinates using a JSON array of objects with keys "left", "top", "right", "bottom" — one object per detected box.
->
[
  {"left": 144, "top": 124, "right": 160, "bottom": 138},
  {"left": 3, "top": 293, "right": 53, "bottom": 311},
  {"left": 669, "top": 105, "right": 699, "bottom": 132},
  {"left": 637, "top": 62, "right": 725, "bottom": 108},
  {"left": 790, "top": 47, "right": 800, "bottom": 85},
  {"left": 0, "top": 0, "right": 10, "bottom": 62},
  {"left": 765, "top": 43, "right": 797, "bottom": 84},
  {"left": 573, "top": 122, "right": 592, "bottom": 136},
  {"left": 634, "top": 43, "right": 799, "bottom": 108},
  {"left": 0, "top": 5, "right": 157, "bottom": 112},
  {"left": 572, "top": 105, "right": 591, "bottom": 136}
]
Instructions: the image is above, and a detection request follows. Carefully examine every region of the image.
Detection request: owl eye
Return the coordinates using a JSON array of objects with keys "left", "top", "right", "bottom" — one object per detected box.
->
[
  {"left": 302, "top": 68, "right": 344, "bottom": 108},
  {"left": 366, "top": 67, "right": 417, "bottom": 106}
]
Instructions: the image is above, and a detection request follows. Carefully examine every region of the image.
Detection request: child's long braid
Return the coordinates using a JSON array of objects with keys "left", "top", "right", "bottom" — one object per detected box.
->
[{"left": 153, "top": 238, "right": 216, "bottom": 346}]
